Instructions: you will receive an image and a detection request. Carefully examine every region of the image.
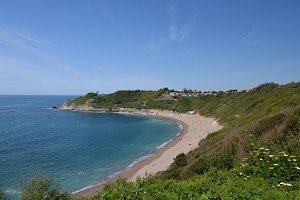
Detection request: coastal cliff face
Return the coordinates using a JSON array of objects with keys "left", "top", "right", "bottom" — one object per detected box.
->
[
  {"left": 59, "top": 100, "right": 143, "bottom": 113},
  {"left": 59, "top": 100, "right": 101, "bottom": 111}
]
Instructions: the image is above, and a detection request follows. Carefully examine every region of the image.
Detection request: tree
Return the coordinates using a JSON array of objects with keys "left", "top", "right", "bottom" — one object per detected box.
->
[{"left": 21, "top": 173, "right": 71, "bottom": 200}]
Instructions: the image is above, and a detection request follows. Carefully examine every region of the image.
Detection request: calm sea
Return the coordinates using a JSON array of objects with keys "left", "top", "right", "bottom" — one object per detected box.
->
[{"left": 0, "top": 95, "right": 181, "bottom": 199}]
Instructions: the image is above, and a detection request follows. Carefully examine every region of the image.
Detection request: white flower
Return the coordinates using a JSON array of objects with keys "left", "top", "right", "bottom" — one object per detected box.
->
[
  {"left": 293, "top": 159, "right": 297, "bottom": 162},
  {"left": 284, "top": 154, "right": 289, "bottom": 157},
  {"left": 274, "top": 163, "right": 279, "bottom": 166},
  {"left": 280, "top": 182, "right": 292, "bottom": 186},
  {"left": 295, "top": 167, "right": 300, "bottom": 170},
  {"left": 269, "top": 155, "right": 274, "bottom": 158},
  {"left": 259, "top": 158, "right": 263, "bottom": 161},
  {"left": 260, "top": 147, "right": 264, "bottom": 150},
  {"left": 265, "top": 149, "right": 269, "bottom": 151},
  {"left": 239, "top": 172, "right": 243, "bottom": 175}
]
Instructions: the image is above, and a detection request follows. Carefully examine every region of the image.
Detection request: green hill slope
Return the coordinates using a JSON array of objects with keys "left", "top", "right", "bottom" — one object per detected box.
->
[
  {"left": 90, "top": 82, "right": 300, "bottom": 199},
  {"left": 64, "top": 82, "right": 300, "bottom": 199}
]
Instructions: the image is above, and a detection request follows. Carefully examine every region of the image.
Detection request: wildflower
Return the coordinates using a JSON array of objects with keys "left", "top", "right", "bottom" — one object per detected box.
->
[
  {"left": 250, "top": 143, "right": 254, "bottom": 146},
  {"left": 295, "top": 167, "right": 300, "bottom": 170},
  {"left": 265, "top": 149, "right": 269, "bottom": 151},
  {"left": 260, "top": 147, "right": 264, "bottom": 150},
  {"left": 259, "top": 158, "right": 263, "bottom": 161},
  {"left": 284, "top": 154, "right": 289, "bottom": 157},
  {"left": 269, "top": 155, "right": 274, "bottom": 158},
  {"left": 293, "top": 159, "right": 297, "bottom": 162},
  {"left": 239, "top": 172, "right": 243, "bottom": 175},
  {"left": 274, "top": 163, "right": 279, "bottom": 166}
]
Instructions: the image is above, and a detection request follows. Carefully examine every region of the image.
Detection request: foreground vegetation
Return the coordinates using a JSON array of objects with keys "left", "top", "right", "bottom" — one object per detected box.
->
[{"left": 1, "top": 82, "right": 300, "bottom": 199}]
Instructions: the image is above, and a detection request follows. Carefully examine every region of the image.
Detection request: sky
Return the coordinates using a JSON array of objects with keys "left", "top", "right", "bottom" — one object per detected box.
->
[{"left": 0, "top": 0, "right": 299, "bottom": 95}]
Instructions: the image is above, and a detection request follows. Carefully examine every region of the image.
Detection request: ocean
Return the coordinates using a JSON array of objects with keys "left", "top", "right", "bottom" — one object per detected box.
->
[{"left": 0, "top": 95, "right": 181, "bottom": 199}]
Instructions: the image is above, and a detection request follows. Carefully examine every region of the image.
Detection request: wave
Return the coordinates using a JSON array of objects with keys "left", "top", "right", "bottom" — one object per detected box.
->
[
  {"left": 127, "top": 154, "right": 154, "bottom": 168},
  {"left": 177, "top": 123, "right": 183, "bottom": 136},
  {"left": 155, "top": 140, "right": 172, "bottom": 149},
  {"left": 72, "top": 169, "right": 127, "bottom": 194},
  {"left": 72, "top": 180, "right": 106, "bottom": 194},
  {"left": 5, "top": 188, "right": 21, "bottom": 195}
]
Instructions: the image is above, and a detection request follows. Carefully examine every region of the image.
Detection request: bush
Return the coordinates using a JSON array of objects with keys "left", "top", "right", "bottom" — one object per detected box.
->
[
  {"left": 21, "top": 173, "right": 71, "bottom": 200},
  {"left": 172, "top": 153, "right": 187, "bottom": 168},
  {"left": 0, "top": 189, "right": 8, "bottom": 200}
]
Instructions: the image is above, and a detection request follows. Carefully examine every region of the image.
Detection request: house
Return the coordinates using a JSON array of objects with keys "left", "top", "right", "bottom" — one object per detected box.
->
[{"left": 226, "top": 89, "right": 238, "bottom": 94}]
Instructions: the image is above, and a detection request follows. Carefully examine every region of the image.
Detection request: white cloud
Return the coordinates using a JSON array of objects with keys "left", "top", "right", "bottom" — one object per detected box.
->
[
  {"left": 0, "top": 26, "right": 90, "bottom": 94},
  {"left": 169, "top": 23, "right": 192, "bottom": 42},
  {"left": 149, "top": 5, "right": 195, "bottom": 50}
]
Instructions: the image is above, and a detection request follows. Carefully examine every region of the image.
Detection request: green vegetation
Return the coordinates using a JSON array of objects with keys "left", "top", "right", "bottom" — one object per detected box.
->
[
  {"left": 0, "top": 189, "right": 8, "bottom": 200},
  {"left": 21, "top": 173, "right": 71, "bottom": 200},
  {"left": 1, "top": 82, "right": 299, "bottom": 199}
]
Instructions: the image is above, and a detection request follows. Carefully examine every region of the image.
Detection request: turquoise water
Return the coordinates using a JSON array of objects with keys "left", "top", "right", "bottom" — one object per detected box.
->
[{"left": 0, "top": 96, "right": 181, "bottom": 199}]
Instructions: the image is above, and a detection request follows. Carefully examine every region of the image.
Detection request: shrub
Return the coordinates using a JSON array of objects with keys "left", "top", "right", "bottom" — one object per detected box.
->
[
  {"left": 0, "top": 189, "right": 8, "bottom": 200},
  {"left": 21, "top": 173, "right": 71, "bottom": 200},
  {"left": 172, "top": 153, "right": 187, "bottom": 168}
]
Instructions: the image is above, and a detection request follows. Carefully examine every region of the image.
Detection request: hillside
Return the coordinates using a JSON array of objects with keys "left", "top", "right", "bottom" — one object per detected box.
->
[
  {"left": 62, "top": 82, "right": 300, "bottom": 199},
  {"left": 90, "top": 82, "right": 300, "bottom": 199},
  {"left": 3, "top": 82, "right": 299, "bottom": 199}
]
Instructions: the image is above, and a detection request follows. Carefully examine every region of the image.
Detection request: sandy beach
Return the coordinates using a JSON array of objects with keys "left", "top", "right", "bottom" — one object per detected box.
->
[{"left": 76, "top": 109, "right": 223, "bottom": 197}]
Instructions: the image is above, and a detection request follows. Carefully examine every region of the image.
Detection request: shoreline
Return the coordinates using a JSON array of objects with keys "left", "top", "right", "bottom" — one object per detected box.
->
[{"left": 60, "top": 108, "right": 223, "bottom": 197}]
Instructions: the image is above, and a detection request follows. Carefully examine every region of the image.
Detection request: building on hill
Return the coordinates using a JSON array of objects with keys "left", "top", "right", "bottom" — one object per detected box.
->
[{"left": 226, "top": 89, "right": 238, "bottom": 94}]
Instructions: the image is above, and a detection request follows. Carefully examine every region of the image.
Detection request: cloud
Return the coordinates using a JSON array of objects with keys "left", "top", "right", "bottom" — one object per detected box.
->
[
  {"left": 169, "top": 23, "right": 192, "bottom": 42},
  {"left": 0, "top": 27, "right": 58, "bottom": 61},
  {"left": 149, "top": 5, "right": 195, "bottom": 50},
  {"left": 0, "top": 26, "right": 89, "bottom": 94}
]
